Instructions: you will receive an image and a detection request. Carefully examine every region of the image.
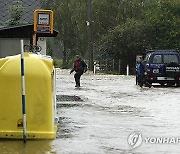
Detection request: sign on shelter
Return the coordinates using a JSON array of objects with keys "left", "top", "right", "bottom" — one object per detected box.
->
[{"left": 34, "top": 10, "right": 54, "bottom": 34}]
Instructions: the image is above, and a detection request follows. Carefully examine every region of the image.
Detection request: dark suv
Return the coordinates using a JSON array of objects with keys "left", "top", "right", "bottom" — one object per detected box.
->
[{"left": 143, "top": 50, "right": 180, "bottom": 86}]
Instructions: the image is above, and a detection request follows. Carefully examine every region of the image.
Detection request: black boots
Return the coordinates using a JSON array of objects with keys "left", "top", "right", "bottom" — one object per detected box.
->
[{"left": 75, "top": 81, "right": 80, "bottom": 87}]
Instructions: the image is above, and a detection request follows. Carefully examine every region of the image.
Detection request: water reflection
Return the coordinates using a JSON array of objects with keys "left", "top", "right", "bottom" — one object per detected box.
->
[{"left": 0, "top": 140, "right": 53, "bottom": 154}]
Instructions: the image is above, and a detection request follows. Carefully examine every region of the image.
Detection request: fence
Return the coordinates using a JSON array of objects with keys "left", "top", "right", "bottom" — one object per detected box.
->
[
  {"left": 92, "top": 59, "right": 122, "bottom": 74},
  {"left": 92, "top": 59, "right": 134, "bottom": 75}
]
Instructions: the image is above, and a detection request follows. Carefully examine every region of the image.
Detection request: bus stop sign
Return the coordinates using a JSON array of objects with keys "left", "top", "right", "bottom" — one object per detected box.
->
[{"left": 34, "top": 10, "right": 54, "bottom": 34}]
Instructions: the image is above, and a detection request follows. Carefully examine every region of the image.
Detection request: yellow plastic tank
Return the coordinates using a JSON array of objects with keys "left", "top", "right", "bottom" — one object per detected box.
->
[{"left": 0, "top": 53, "right": 57, "bottom": 139}]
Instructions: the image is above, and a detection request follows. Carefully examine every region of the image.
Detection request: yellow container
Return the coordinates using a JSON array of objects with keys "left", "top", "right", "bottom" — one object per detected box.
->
[{"left": 0, "top": 53, "right": 57, "bottom": 139}]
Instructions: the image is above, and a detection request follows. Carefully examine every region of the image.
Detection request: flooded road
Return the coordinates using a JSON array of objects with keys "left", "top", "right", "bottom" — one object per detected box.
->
[{"left": 1, "top": 69, "right": 180, "bottom": 154}]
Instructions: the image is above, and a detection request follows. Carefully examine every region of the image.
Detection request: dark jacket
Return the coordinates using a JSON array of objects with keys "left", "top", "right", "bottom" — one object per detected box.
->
[
  {"left": 71, "top": 58, "right": 87, "bottom": 73},
  {"left": 137, "top": 62, "right": 144, "bottom": 76},
  {"left": 137, "top": 61, "right": 146, "bottom": 77}
]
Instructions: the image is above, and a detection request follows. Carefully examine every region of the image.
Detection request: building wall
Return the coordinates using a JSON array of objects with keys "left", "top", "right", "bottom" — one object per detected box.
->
[
  {"left": 0, "top": 38, "right": 47, "bottom": 58},
  {"left": 0, "top": 38, "right": 29, "bottom": 58},
  {"left": 0, "top": 0, "right": 49, "bottom": 58}
]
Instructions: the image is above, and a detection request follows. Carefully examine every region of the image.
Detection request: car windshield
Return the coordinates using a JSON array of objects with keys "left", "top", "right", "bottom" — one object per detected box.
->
[
  {"left": 153, "top": 55, "right": 162, "bottom": 63},
  {"left": 164, "top": 54, "right": 179, "bottom": 64}
]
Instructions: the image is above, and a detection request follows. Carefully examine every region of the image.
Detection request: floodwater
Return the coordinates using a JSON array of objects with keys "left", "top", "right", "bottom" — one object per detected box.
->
[{"left": 1, "top": 69, "right": 180, "bottom": 154}]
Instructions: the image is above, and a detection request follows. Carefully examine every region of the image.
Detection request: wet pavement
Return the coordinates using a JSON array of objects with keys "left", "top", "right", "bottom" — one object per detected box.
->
[
  {"left": 55, "top": 69, "right": 180, "bottom": 154},
  {"left": 1, "top": 69, "right": 180, "bottom": 154}
]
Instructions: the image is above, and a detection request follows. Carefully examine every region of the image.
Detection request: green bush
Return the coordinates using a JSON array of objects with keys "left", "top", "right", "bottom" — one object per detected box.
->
[{"left": 53, "top": 58, "right": 63, "bottom": 68}]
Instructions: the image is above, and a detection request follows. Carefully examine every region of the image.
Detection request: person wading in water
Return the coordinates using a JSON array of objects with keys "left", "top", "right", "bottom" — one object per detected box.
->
[{"left": 70, "top": 55, "right": 87, "bottom": 87}]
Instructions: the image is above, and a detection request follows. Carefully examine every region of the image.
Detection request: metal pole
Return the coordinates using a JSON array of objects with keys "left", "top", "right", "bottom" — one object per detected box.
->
[
  {"left": 33, "top": 33, "right": 37, "bottom": 46},
  {"left": 106, "top": 59, "right": 108, "bottom": 71},
  {"left": 119, "top": 59, "right": 121, "bottom": 74},
  {"left": 87, "top": 0, "right": 93, "bottom": 71},
  {"left": 127, "top": 64, "right": 129, "bottom": 76},
  {"left": 113, "top": 59, "right": 115, "bottom": 72},
  {"left": 20, "top": 39, "right": 27, "bottom": 143},
  {"left": 93, "top": 62, "right": 96, "bottom": 74}
]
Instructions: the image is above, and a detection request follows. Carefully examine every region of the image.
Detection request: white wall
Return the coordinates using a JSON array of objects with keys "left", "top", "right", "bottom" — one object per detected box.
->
[
  {"left": 0, "top": 38, "right": 29, "bottom": 58},
  {"left": 37, "top": 37, "right": 46, "bottom": 55},
  {"left": 0, "top": 38, "right": 47, "bottom": 58}
]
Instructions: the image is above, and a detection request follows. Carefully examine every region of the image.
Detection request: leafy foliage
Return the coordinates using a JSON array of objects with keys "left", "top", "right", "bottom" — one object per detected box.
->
[{"left": 43, "top": 0, "right": 180, "bottom": 73}]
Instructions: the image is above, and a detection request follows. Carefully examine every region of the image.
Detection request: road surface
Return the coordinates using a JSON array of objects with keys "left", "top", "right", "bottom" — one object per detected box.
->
[{"left": 0, "top": 69, "right": 180, "bottom": 154}]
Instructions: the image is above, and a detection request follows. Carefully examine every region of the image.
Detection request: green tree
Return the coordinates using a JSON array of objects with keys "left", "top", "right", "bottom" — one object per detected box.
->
[
  {"left": 144, "top": 0, "right": 180, "bottom": 49},
  {"left": 42, "top": 0, "right": 88, "bottom": 68},
  {"left": 98, "top": 0, "right": 180, "bottom": 73},
  {"left": 99, "top": 18, "right": 148, "bottom": 73},
  {"left": 42, "top": 0, "right": 180, "bottom": 73}
]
